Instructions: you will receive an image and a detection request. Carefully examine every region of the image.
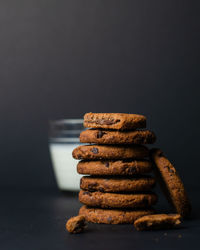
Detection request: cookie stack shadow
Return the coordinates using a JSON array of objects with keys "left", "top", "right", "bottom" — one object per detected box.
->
[{"left": 72, "top": 113, "right": 158, "bottom": 224}]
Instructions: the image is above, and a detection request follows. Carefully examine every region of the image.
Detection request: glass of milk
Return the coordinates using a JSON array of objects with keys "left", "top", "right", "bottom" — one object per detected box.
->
[{"left": 49, "top": 119, "right": 84, "bottom": 191}]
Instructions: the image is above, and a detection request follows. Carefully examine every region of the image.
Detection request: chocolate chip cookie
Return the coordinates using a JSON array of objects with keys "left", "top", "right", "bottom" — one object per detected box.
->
[
  {"left": 80, "top": 129, "right": 156, "bottom": 145},
  {"left": 79, "top": 205, "right": 155, "bottom": 224},
  {"left": 77, "top": 160, "right": 152, "bottom": 175},
  {"left": 72, "top": 145, "right": 149, "bottom": 160},
  {"left": 134, "top": 214, "right": 181, "bottom": 231},
  {"left": 80, "top": 176, "right": 156, "bottom": 193},
  {"left": 151, "top": 148, "right": 191, "bottom": 218},
  {"left": 84, "top": 113, "right": 146, "bottom": 130},
  {"left": 79, "top": 190, "right": 157, "bottom": 208}
]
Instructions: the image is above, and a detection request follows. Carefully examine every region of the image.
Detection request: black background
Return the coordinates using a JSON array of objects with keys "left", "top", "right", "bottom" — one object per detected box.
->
[
  {"left": 0, "top": 1, "right": 200, "bottom": 249},
  {"left": 1, "top": 0, "right": 199, "bottom": 189}
]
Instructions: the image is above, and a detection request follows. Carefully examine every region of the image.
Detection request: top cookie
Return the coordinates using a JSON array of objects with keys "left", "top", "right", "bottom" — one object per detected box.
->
[
  {"left": 84, "top": 113, "right": 146, "bottom": 130},
  {"left": 151, "top": 148, "right": 191, "bottom": 218}
]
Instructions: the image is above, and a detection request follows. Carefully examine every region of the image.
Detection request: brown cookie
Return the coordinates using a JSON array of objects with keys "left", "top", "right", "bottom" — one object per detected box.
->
[
  {"left": 79, "top": 205, "right": 155, "bottom": 224},
  {"left": 134, "top": 214, "right": 181, "bottom": 231},
  {"left": 77, "top": 160, "right": 152, "bottom": 175},
  {"left": 80, "top": 129, "right": 156, "bottom": 145},
  {"left": 84, "top": 113, "right": 146, "bottom": 130},
  {"left": 72, "top": 145, "right": 149, "bottom": 160},
  {"left": 66, "top": 215, "right": 86, "bottom": 234},
  {"left": 80, "top": 176, "right": 156, "bottom": 193},
  {"left": 79, "top": 190, "right": 157, "bottom": 208},
  {"left": 150, "top": 148, "right": 191, "bottom": 218}
]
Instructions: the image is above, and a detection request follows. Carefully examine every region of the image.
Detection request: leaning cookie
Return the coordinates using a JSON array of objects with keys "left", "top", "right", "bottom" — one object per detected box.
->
[
  {"left": 84, "top": 113, "right": 146, "bottom": 130},
  {"left": 79, "top": 205, "right": 155, "bottom": 224},
  {"left": 73, "top": 145, "right": 149, "bottom": 160},
  {"left": 80, "top": 176, "right": 156, "bottom": 193},
  {"left": 134, "top": 214, "right": 181, "bottom": 231},
  {"left": 77, "top": 160, "right": 152, "bottom": 175},
  {"left": 80, "top": 129, "right": 156, "bottom": 145},
  {"left": 150, "top": 148, "right": 191, "bottom": 218},
  {"left": 79, "top": 190, "right": 157, "bottom": 209}
]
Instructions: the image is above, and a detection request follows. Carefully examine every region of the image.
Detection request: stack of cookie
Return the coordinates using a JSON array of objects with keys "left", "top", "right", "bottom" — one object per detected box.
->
[{"left": 72, "top": 113, "right": 158, "bottom": 224}]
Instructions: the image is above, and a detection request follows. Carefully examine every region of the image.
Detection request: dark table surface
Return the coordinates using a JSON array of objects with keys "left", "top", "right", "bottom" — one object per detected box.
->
[{"left": 1, "top": 186, "right": 199, "bottom": 250}]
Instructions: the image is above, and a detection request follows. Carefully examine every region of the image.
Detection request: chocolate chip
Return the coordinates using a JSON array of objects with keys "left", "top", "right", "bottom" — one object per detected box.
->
[
  {"left": 83, "top": 191, "right": 92, "bottom": 196},
  {"left": 77, "top": 154, "right": 83, "bottom": 159},
  {"left": 99, "top": 119, "right": 115, "bottom": 125},
  {"left": 128, "top": 166, "right": 136, "bottom": 174},
  {"left": 104, "top": 162, "right": 109, "bottom": 168},
  {"left": 88, "top": 183, "right": 97, "bottom": 192},
  {"left": 75, "top": 220, "right": 85, "bottom": 231},
  {"left": 91, "top": 147, "right": 99, "bottom": 154},
  {"left": 98, "top": 187, "right": 105, "bottom": 193},
  {"left": 97, "top": 130, "right": 106, "bottom": 138},
  {"left": 107, "top": 216, "right": 113, "bottom": 223},
  {"left": 92, "top": 119, "right": 120, "bottom": 125},
  {"left": 164, "top": 165, "right": 175, "bottom": 174},
  {"left": 168, "top": 168, "right": 175, "bottom": 173}
]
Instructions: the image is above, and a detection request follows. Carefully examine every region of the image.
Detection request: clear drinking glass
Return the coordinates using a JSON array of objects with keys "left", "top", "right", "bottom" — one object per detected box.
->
[{"left": 49, "top": 119, "right": 84, "bottom": 191}]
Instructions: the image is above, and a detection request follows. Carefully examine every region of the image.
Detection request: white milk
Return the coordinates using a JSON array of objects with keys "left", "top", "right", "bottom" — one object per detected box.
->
[{"left": 49, "top": 143, "right": 82, "bottom": 191}]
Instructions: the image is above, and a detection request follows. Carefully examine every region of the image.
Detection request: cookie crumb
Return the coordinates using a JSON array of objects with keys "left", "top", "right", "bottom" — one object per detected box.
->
[
  {"left": 134, "top": 214, "right": 181, "bottom": 231},
  {"left": 66, "top": 215, "right": 86, "bottom": 234},
  {"left": 178, "top": 234, "right": 182, "bottom": 238}
]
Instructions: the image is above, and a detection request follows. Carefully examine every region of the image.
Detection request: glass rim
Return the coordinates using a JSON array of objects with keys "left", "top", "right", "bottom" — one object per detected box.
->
[
  {"left": 49, "top": 137, "right": 80, "bottom": 143},
  {"left": 49, "top": 119, "right": 83, "bottom": 124}
]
